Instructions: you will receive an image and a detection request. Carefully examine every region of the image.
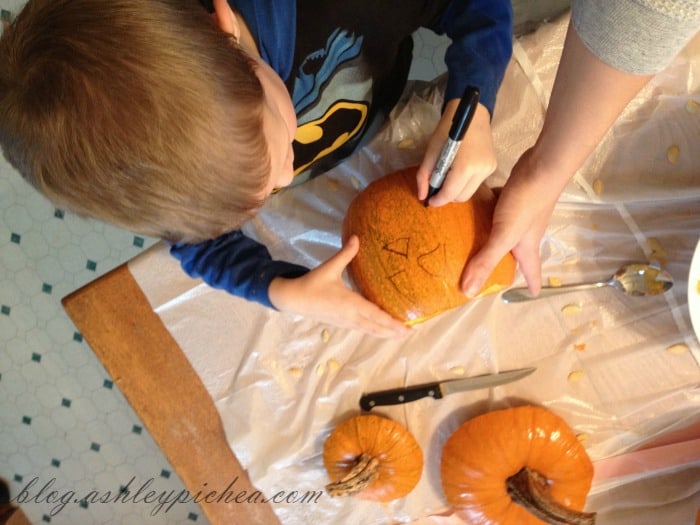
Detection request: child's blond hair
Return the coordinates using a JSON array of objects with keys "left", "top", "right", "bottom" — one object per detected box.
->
[{"left": 0, "top": 0, "right": 270, "bottom": 242}]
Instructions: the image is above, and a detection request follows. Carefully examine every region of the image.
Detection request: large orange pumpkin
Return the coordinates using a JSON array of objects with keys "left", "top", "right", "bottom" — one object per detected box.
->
[
  {"left": 342, "top": 166, "right": 516, "bottom": 324},
  {"left": 323, "top": 414, "right": 423, "bottom": 502},
  {"left": 440, "top": 405, "right": 596, "bottom": 525}
]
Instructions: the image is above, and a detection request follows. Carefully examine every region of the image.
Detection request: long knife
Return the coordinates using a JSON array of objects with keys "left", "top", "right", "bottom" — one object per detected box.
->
[{"left": 359, "top": 367, "right": 536, "bottom": 411}]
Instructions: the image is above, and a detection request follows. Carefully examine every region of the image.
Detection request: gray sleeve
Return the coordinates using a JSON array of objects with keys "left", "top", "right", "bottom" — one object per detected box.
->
[{"left": 571, "top": 0, "right": 700, "bottom": 75}]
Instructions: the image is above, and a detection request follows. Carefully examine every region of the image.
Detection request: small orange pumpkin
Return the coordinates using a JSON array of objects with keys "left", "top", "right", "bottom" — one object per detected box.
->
[
  {"left": 440, "top": 405, "right": 596, "bottom": 525},
  {"left": 342, "top": 166, "right": 516, "bottom": 324},
  {"left": 323, "top": 414, "right": 423, "bottom": 502}
]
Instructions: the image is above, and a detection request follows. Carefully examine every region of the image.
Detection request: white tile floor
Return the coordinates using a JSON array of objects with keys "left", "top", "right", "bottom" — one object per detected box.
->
[{"left": 0, "top": 3, "right": 455, "bottom": 523}]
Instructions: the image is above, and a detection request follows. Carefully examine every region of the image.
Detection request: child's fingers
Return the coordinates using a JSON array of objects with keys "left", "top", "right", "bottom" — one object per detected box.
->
[
  {"left": 425, "top": 163, "right": 469, "bottom": 207},
  {"left": 352, "top": 299, "right": 411, "bottom": 338},
  {"left": 321, "top": 235, "right": 359, "bottom": 276},
  {"left": 316, "top": 239, "right": 411, "bottom": 338},
  {"left": 416, "top": 152, "right": 438, "bottom": 201},
  {"left": 324, "top": 290, "right": 410, "bottom": 338}
]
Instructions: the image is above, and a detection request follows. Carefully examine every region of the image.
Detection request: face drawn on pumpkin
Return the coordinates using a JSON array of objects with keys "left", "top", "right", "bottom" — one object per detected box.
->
[
  {"left": 370, "top": 227, "right": 448, "bottom": 302},
  {"left": 344, "top": 167, "right": 517, "bottom": 324}
]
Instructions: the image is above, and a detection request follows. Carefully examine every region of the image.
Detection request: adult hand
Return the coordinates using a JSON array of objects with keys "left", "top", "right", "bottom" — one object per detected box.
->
[
  {"left": 416, "top": 100, "right": 496, "bottom": 207},
  {"left": 460, "top": 147, "right": 563, "bottom": 298},
  {"left": 461, "top": 21, "right": 654, "bottom": 299},
  {"left": 268, "top": 235, "right": 411, "bottom": 338}
]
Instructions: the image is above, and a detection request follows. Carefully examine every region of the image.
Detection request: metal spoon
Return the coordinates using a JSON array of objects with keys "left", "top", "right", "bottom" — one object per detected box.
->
[{"left": 501, "top": 263, "right": 674, "bottom": 303}]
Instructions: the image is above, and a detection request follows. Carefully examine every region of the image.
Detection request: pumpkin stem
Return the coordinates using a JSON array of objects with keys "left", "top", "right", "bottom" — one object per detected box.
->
[
  {"left": 325, "top": 453, "right": 380, "bottom": 497},
  {"left": 506, "top": 467, "right": 596, "bottom": 525}
]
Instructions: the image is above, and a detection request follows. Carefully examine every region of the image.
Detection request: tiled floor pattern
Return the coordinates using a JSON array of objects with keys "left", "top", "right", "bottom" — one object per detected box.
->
[{"left": 0, "top": 3, "right": 451, "bottom": 523}]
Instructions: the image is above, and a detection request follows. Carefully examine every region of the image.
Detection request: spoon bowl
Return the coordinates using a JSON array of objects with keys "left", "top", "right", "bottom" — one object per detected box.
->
[
  {"left": 612, "top": 263, "right": 674, "bottom": 296},
  {"left": 501, "top": 263, "right": 674, "bottom": 303}
]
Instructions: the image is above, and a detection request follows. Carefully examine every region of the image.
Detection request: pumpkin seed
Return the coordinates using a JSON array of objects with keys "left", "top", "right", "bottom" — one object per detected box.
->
[
  {"left": 450, "top": 366, "right": 465, "bottom": 376},
  {"left": 666, "top": 343, "right": 688, "bottom": 355},
  {"left": 568, "top": 370, "right": 584, "bottom": 383},
  {"left": 592, "top": 178, "right": 604, "bottom": 196},
  {"left": 288, "top": 366, "right": 303, "bottom": 377},
  {"left": 548, "top": 276, "right": 562, "bottom": 287},
  {"left": 686, "top": 99, "right": 699, "bottom": 113},
  {"left": 397, "top": 138, "right": 416, "bottom": 150},
  {"left": 327, "top": 358, "right": 340, "bottom": 373},
  {"left": 647, "top": 237, "right": 668, "bottom": 266},
  {"left": 647, "top": 237, "right": 664, "bottom": 254},
  {"left": 316, "top": 362, "right": 327, "bottom": 376},
  {"left": 561, "top": 303, "right": 582, "bottom": 316},
  {"left": 573, "top": 343, "right": 586, "bottom": 352},
  {"left": 667, "top": 145, "right": 680, "bottom": 164},
  {"left": 321, "top": 328, "right": 330, "bottom": 343}
]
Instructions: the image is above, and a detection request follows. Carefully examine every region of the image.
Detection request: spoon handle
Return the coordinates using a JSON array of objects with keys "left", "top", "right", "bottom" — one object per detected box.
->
[{"left": 501, "top": 281, "right": 610, "bottom": 303}]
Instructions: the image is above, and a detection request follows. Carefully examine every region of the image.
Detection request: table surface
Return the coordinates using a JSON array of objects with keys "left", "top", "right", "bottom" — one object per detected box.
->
[{"left": 62, "top": 264, "right": 280, "bottom": 525}]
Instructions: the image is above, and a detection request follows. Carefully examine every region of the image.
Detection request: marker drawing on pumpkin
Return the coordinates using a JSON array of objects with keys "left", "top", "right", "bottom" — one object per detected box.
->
[
  {"left": 383, "top": 237, "right": 409, "bottom": 257},
  {"left": 342, "top": 166, "right": 516, "bottom": 324},
  {"left": 381, "top": 235, "right": 447, "bottom": 301}
]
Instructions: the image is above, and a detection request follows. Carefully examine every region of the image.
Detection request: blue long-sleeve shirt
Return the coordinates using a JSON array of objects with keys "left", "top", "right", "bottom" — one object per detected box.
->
[{"left": 172, "top": 0, "right": 513, "bottom": 308}]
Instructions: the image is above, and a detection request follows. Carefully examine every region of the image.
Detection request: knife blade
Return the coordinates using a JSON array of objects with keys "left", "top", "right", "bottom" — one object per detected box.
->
[{"left": 359, "top": 367, "right": 536, "bottom": 411}]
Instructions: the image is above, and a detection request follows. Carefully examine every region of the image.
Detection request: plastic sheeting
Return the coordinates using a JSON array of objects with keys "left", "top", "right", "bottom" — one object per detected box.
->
[{"left": 128, "top": 14, "right": 700, "bottom": 525}]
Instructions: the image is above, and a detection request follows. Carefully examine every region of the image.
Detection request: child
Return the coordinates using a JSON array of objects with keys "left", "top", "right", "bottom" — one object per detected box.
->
[{"left": 0, "top": 0, "right": 512, "bottom": 337}]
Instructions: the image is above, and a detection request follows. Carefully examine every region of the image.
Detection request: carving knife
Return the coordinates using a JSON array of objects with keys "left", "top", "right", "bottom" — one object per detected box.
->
[{"left": 359, "top": 367, "right": 535, "bottom": 411}]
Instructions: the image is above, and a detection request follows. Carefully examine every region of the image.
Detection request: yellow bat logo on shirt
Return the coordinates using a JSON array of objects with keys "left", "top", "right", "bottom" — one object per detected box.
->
[{"left": 293, "top": 100, "right": 368, "bottom": 176}]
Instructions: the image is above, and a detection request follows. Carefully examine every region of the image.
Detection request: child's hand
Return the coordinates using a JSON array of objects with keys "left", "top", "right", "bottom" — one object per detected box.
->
[
  {"left": 416, "top": 101, "right": 496, "bottom": 207},
  {"left": 268, "top": 235, "right": 411, "bottom": 338}
]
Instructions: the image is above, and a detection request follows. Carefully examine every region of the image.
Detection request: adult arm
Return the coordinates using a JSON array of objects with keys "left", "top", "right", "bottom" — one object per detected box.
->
[{"left": 461, "top": 2, "right": 700, "bottom": 297}]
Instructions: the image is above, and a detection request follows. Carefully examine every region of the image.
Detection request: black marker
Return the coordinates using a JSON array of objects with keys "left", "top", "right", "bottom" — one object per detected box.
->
[{"left": 424, "top": 85, "right": 480, "bottom": 206}]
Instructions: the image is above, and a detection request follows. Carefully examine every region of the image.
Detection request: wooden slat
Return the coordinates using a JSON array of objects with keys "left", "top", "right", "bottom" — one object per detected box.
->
[
  {"left": 1, "top": 507, "right": 32, "bottom": 525},
  {"left": 62, "top": 264, "right": 280, "bottom": 525}
]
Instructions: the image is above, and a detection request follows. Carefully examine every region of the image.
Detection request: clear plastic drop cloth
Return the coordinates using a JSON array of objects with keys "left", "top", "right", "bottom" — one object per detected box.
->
[{"left": 128, "top": 14, "right": 700, "bottom": 525}]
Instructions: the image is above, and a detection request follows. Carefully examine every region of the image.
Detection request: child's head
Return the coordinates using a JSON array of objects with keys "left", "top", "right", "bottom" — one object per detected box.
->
[{"left": 0, "top": 0, "right": 295, "bottom": 243}]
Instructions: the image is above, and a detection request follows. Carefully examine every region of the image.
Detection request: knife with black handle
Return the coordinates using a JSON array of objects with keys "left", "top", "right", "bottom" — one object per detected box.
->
[{"left": 359, "top": 367, "right": 535, "bottom": 411}]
